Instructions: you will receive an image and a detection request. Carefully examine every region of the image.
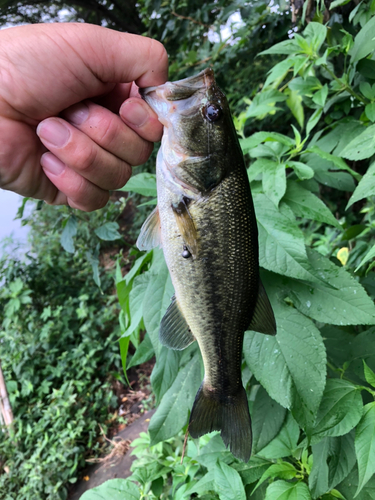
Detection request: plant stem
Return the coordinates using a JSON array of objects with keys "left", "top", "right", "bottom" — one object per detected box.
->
[{"left": 322, "top": 64, "right": 367, "bottom": 104}]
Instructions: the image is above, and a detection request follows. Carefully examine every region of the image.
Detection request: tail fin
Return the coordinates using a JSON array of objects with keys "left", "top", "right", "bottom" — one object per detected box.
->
[{"left": 188, "top": 383, "right": 252, "bottom": 462}]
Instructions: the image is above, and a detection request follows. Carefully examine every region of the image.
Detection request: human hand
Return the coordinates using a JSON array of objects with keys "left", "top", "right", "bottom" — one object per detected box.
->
[{"left": 0, "top": 23, "right": 168, "bottom": 211}]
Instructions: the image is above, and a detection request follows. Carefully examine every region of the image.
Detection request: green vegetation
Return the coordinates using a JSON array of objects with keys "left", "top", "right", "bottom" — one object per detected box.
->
[
  {"left": 0, "top": 202, "right": 127, "bottom": 499},
  {"left": 1, "top": 1, "right": 375, "bottom": 499}
]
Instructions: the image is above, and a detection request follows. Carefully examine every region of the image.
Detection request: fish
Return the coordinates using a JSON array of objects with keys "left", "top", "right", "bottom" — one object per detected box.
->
[{"left": 137, "top": 68, "right": 276, "bottom": 462}]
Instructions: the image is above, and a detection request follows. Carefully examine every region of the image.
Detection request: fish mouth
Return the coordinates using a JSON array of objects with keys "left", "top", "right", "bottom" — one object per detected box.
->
[{"left": 140, "top": 68, "right": 215, "bottom": 103}]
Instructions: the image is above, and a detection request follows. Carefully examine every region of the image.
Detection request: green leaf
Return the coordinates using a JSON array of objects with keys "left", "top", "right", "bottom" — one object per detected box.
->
[
  {"left": 288, "top": 249, "right": 375, "bottom": 326},
  {"left": 304, "top": 22, "right": 327, "bottom": 53},
  {"left": 150, "top": 346, "right": 181, "bottom": 403},
  {"left": 255, "top": 462, "right": 297, "bottom": 492},
  {"left": 306, "top": 146, "right": 360, "bottom": 181},
  {"left": 241, "top": 132, "right": 294, "bottom": 154},
  {"left": 340, "top": 125, "right": 375, "bottom": 161},
  {"left": 366, "top": 103, "right": 375, "bottom": 122},
  {"left": 214, "top": 461, "right": 246, "bottom": 500},
  {"left": 142, "top": 257, "right": 174, "bottom": 357},
  {"left": 330, "top": 0, "right": 351, "bottom": 9},
  {"left": 124, "top": 273, "right": 151, "bottom": 338},
  {"left": 244, "top": 288, "right": 326, "bottom": 431},
  {"left": 254, "top": 193, "right": 330, "bottom": 284},
  {"left": 119, "top": 173, "right": 157, "bottom": 197},
  {"left": 148, "top": 354, "right": 202, "bottom": 445},
  {"left": 252, "top": 386, "right": 287, "bottom": 453},
  {"left": 264, "top": 58, "right": 295, "bottom": 89},
  {"left": 246, "top": 90, "right": 287, "bottom": 118},
  {"left": 289, "top": 77, "right": 322, "bottom": 97},
  {"left": 286, "top": 90, "right": 304, "bottom": 128},
  {"left": 347, "top": 162, "right": 375, "bottom": 209},
  {"left": 312, "top": 85, "right": 328, "bottom": 107},
  {"left": 248, "top": 159, "right": 275, "bottom": 182},
  {"left": 262, "top": 161, "right": 286, "bottom": 206},
  {"left": 363, "top": 361, "right": 375, "bottom": 388},
  {"left": 355, "top": 402, "right": 375, "bottom": 496},
  {"left": 86, "top": 247, "right": 101, "bottom": 288},
  {"left": 337, "top": 465, "right": 375, "bottom": 499},
  {"left": 312, "top": 379, "right": 363, "bottom": 438},
  {"left": 128, "top": 334, "right": 154, "bottom": 369},
  {"left": 259, "top": 413, "right": 300, "bottom": 459},
  {"left": 80, "top": 479, "right": 140, "bottom": 500},
  {"left": 232, "top": 457, "right": 272, "bottom": 486},
  {"left": 309, "top": 437, "right": 330, "bottom": 499},
  {"left": 283, "top": 181, "right": 340, "bottom": 228},
  {"left": 287, "top": 161, "right": 315, "bottom": 180},
  {"left": 328, "top": 432, "right": 356, "bottom": 490},
  {"left": 260, "top": 39, "right": 300, "bottom": 55},
  {"left": 350, "top": 15, "right": 375, "bottom": 62},
  {"left": 94, "top": 222, "right": 121, "bottom": 241},
  {"left": 306, "top": 109, "right": 323, "bottom": 135},
  {"left": 60, "top": 215, "right": 77, "bottom": 253},
  {"left": 265, "top": 480, "right": 312, "bottom": 500},
  {"left": 304, "top": 153, "right": 356, "bottom": 192}
]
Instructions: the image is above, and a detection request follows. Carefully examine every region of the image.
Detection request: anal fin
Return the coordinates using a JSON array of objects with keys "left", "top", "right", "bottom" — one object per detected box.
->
[
  {"left": 136, "top": 207, "right": 161, "bottom": 251},
  {"left": 160, "top": 295, "right": 196, "bottom": 350},
  {"left": 248, "top": 280, "right": 277, "bottom": 336}
]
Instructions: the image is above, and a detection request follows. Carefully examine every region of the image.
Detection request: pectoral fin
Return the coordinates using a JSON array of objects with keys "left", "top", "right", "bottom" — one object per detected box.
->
[
  {"left": 248, "top": 280, "right": 277, "bottom": 336},
  {"left": 172, "top": 199, "right": 198, "bottom": 257},
  {"left": 136, "top": 207, "right": 161, "bottom": 251},
  {"left": 160, "top": 295, "right": 196, "bottom": 350}
]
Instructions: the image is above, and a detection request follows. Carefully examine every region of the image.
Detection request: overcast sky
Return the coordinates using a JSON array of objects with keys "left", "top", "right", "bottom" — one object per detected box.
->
[{"left": 0, "top": 190, "right": 30, "bottom": 256}]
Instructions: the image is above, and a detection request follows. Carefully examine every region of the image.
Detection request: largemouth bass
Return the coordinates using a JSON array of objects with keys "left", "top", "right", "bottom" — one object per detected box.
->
[{"left": 138, "top": 68, "right": 276, "bottom": 462}]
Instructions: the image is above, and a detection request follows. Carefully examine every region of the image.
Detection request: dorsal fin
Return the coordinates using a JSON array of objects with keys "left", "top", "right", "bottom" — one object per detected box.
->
[
  {"left": 136, "top": 207, "right": 161, "bottom": 251},
  {"left": 171, "top": 199, "right": 198, "bottom": 258},
  {"left": 160, "top": 295, "right": 196, "bottom": 350},
  {"left": 248, "top": 280, "right": 277, "bottom": 336}
]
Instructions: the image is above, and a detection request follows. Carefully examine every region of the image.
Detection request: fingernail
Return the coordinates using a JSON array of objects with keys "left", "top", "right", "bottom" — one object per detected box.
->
[
  {"left": 120, "top": 100, "right": 148, "bottom": 127},
  {"left": 41, "top": 153, "right": 65, "bottom": 176},
  {"left": 37, "top": 119, "right": 70, "bottom": 148},
  {"left": 63, "top": 102, "right": 89, "bottom": 125}
]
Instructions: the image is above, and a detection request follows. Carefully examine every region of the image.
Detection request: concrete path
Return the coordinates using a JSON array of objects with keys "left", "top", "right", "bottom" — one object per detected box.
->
[{"left": 69, "top": 411, "right": 154, "bottom": 499}]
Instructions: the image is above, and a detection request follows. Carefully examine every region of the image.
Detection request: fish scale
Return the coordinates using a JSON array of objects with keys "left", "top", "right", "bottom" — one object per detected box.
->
[{"left": 138, "top": 68, "right": 276, "bottom": 462}]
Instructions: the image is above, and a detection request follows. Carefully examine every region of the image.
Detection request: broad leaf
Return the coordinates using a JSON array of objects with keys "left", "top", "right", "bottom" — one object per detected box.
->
[
  {"left": 124, "top": 273, "right": 151, "bottom": 338},
  {"left": 286, "top": 90, "right": 304, "bottom": 128},
  {"left": 240, "top": 131, "right": 294, "bottom": 154},
  {"left": 337, "top": 466, "right": 375, "bottom": 500},
  {"left": 309, "top": 437, "right": 330, "bottom": 499},
  {"left": 347, "top": 162, "right": 375, "bottom": 209},
  {"left": 94, "top": 222, "right": 121, "bottom": 241},
  {"left": 262, "top": 161, "right": 286, "bottom": 206},
  {"left": 363, "top": 361, "right": 375, "bottom": 389},
  {"left": 119, "top": 172, "right": 157, "bottom": 197},
  {"left": 214, "top": 461, "right": 246, "bottom": 500},
  {"left": 254, "top": 193, "right": 329, "bottom": 284},
  {"left": 258, "top": 413, "right": 300, "bottom": 459},
  {"left": 245, "top": 90, "right": 286, "bottom": 118},
  {"left": 265, "top": 480, "right": 311, "bottom": 500},
  {"left": 312, "top": 379, "right": 363, "bottom": 438},
  {"left": 244, "top": 288, "right": 326, "bottom": 431},
  {"left": 256, "top": 462, "right": 297, "bottom": 491},
  {"left": 128, "top": 334, "right": 154, "bottom": 369},
  {"left": 148, "top": 354, "right": 202, "bottom": 445},
  {"left": 286, "top": 161, "right": 314, "bottom": 180},
  {"left": 350, "top": 15, "right": 375, "bottom": 62},
  {"left": 143, "top": 257, "right": 174, "bottom": 357},
  {"left": 150, "top": 346, "right": 181, "bottom": 403},
  {"left": 232, "top": 457, "right": 272, "bottom": 486},
  {"left": 283, "top": 181, "right": 341, "bottom": 228},
  {"left": 340, "top": 125, "right": 375, "bottom": 161},
  {"left": 288, "top": 249, "right": 375, "bottom": 326},
  {"left": 196, "top": 433, "right": 232, "bottom": 468},
  {"left": 328, "top": 432, "right": 356, "bottom": 490},
  {"left": 80, "top": 479, "right": 140, "bottom": 500},
  {"left": 355, "top": 402, "right": 375, "bottom": 496},
  {"left": 60, "top": 215, "right": 77, "bottom": 253},
  {"left": 252, "top": 386, "right": 286, "bottom": 453}
]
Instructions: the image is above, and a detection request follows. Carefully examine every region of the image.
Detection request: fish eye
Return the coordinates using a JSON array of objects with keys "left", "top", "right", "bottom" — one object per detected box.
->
[{"left": 203, "top": 103, "right": 222, "bottom": 122}]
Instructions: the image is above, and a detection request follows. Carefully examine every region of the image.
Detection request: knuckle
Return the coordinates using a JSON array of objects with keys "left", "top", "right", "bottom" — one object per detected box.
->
[
  {"left": 112, "top": 162, "right": 132, "bottom": 189},
  {"left": 75, "top": 143, "right": 98, "bottom": 172}
]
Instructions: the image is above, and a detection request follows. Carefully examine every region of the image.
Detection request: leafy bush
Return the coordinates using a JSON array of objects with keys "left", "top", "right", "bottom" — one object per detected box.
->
[
  {"left": 0, "top": 201, "right": 126, "bottom": 499},
  {"left": 83, "top": 3, "right": 375, "bottom": 500}
]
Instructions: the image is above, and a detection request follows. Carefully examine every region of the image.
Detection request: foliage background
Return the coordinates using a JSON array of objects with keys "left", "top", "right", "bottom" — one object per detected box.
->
[{"left": 1, "top": 0, "right": 375, "bottom": 499}]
